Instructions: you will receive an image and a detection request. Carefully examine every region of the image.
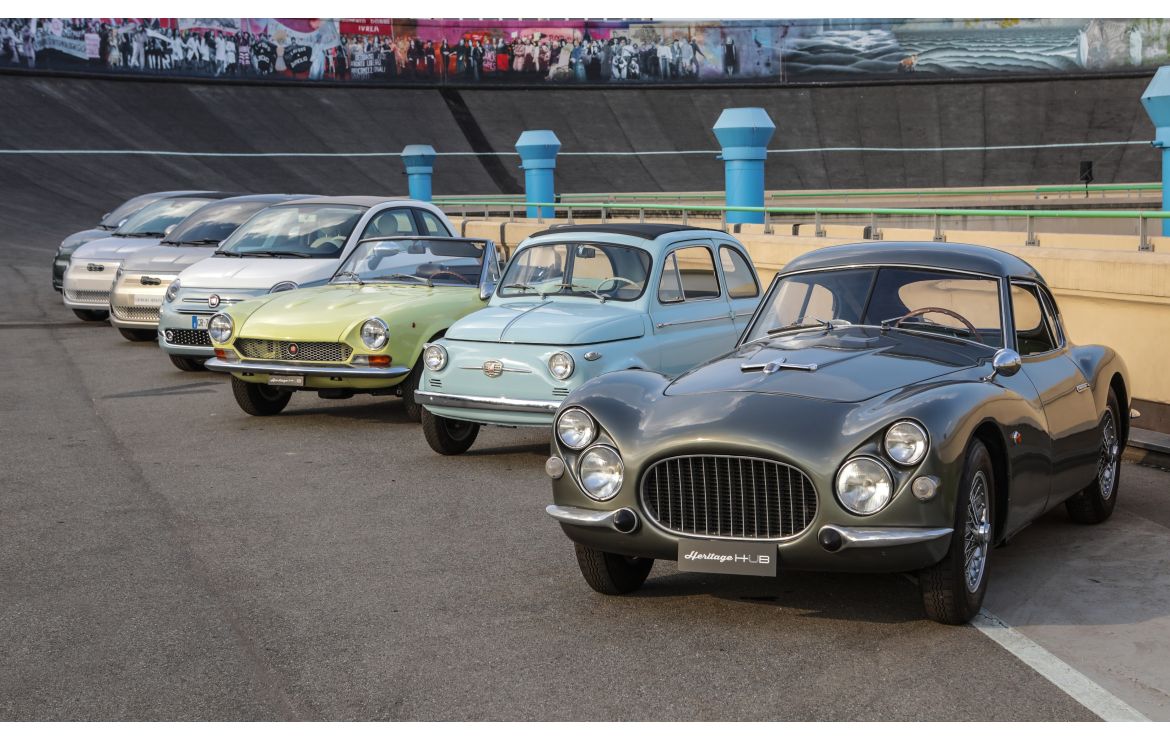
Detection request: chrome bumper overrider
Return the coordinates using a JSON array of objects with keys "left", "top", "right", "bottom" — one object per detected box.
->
[
  {"left": 545, "top": 505, "right": 629, "bottom": 531},
  {"left": 817, "top": 525, "right": 953, "bottom": 551},
  {"left": 204, "top": 358, "right": 410, "bottom": 379},
  {"left": 415, "top": 390, "right": 561, "bottom": 413}
]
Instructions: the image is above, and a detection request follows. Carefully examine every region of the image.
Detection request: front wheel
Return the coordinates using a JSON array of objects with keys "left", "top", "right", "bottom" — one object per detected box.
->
[
  {"left": 118, "top": 327, "right": 156, "bottom": 342},
  {"left": 72, "top": 308, "right": 108, "bottom": 322},
  {"left": 169, "top": 354, "right": 207, "bottom": 372},
  {"left": 421, "top": 408, "right": 479, "bottom": 455},
  {"left": 399, "top": 357, "right": 424, "bottom": 422},
  {"left": 574, "top": 543, "right": 653, "bottom": 595},
  {"left": 919, "top": 439, "right": 994, "bottom": 625},
  {"left": 1066, "top": 389, "right": 1122, "bottom": 525},
  {"left": 230, "top": 376, "right": 292, "bottom": 416}
]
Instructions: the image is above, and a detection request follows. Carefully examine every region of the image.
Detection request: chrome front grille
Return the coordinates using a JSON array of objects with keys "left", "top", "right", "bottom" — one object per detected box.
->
[
  {"left": 165, "top": 328, "right": 211, "bottom": 346},
  {"left": 111, "top": 304, "right": 161, "bottom": 322},
  {"left": 65, "top": 289, "right": 110, "bottom": 304},
  {"left": 235, "top": 338, "right": 352, "bottom": 363},
  {"left": 641, "top": 455, "right": 817, "bottom": 540}
]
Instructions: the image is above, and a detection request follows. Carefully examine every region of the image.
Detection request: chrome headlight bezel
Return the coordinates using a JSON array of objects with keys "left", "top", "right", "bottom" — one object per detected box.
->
[
  {"left": 165, "top": 279, "right": 181, "bottom": 303},
  {"left": 360, "top": 318, "right": 389, "bottom": 350},
  {"left": 423, "top": 343, "right": 448, "bottom": 371},
  {"left": 207, "top": 313, "right": 233, "bottom": 344},
  {"left": 835, "top": 456, "right": 894, "bottom": 516},
  {"left": 884, "top": 420, "right": 929, "bottom": 466},
  {"left": 578, "top": 444, "right": 624, "bottom": 501},
  {"left": 556, "top": 407, "right": 596, "bottom": 450},
  {"left": 548, "top": 351, "right": 575, "bottom": 380},
  {"left": 270, "top": 281, "right": 298, "bottom": 294}
]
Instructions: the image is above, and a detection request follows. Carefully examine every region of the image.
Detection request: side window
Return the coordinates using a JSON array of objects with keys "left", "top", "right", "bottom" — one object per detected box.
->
[
  {"left": 416, "top": 209, "right": 451, "bottom": 236},
  {"left": 658, "top": 246, "right": 719, "bottom": 303},
  {"left": 719, "top": 246, "right": 759, "bottom": 299},
  {"left": 360, "top": 209, "right": 419, "bottom": 240},
  {"left": 1036, "top": 285, "right": 1065, "bottom": 346},
  {"left": 1011, "top": 283, "right": 1059, "bottom": 355}
]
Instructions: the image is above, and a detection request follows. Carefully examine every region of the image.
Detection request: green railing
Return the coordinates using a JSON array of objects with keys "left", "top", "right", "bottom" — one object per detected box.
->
[{"left": 435, "top": 198, "right": 1170, "bottom": 251}]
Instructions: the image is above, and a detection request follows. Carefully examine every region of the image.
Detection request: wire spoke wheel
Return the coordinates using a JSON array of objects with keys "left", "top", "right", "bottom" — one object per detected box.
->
[
  {"left": 963, "top": 470, "right": 991, "bottom": 593},
  {"left": 1097, "top": 408, "right": 1119, "bottom": 500}
]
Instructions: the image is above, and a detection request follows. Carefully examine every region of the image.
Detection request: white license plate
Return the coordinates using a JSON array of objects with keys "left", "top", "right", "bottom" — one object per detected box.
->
[
  {"left": 191, "top": 315, "right": 209, "bottom": 330},
  {"left": 267, "top": 375, "right": 305, "bottom": 387},
  {"left": 133, "top": 294, "right": 163, "bottom": 307}
]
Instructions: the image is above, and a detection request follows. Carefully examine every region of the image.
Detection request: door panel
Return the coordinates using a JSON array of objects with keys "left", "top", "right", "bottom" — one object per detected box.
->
[
  {"left": 650, "top": 243, "right": 734, "bottom": 376},
  {"left": 718, "top": 244, "right": 762, "bottom": 333}
]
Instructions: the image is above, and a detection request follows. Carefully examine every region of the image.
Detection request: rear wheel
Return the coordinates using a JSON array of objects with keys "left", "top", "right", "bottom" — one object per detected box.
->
[
  {"left": 72, "top": 308, "right": 108, "bottom": 322},
  {"left": 118, "top": 327, "right": 156, "bottom": 342},
  {"left": 1066, "top": 390, "right": 1121, "bottom": 525},
  {"left": 421, "top": 408, "right": 479, "bottom": 455},
  {"left": 574, "top": 543, "right": 653, "bottom": 595},
  {"left": 169, "top": 354, "right": 207, "bottom": 372},
  {"left": 230, "top": 376, "right": 292, "bottom": 416},
  {"left": 919, "top": 439, "right": 994, "bottom": 625}
]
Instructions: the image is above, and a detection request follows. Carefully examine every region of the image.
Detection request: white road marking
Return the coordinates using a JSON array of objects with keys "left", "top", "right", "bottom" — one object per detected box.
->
[{"left": 973, "top": 609, "right": 1150, "bottom": 722}]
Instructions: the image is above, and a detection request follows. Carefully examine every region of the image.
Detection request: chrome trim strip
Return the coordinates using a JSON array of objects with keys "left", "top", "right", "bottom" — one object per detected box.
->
[
  {"left": 545, "top": 505, "right": 624, "bottom": 530},
  {"left": 819, "top": 524, "right": 953, "bottom": 551},
  {"left": 415, "top": 390, "right": 561, "bottom": 413},
  {"left": 457, "top": 365, "right": 532, "bottom": 373},
  {"left": 655, "top": 315, "right": 732, "bottom": 329},
  {"left": 204, "top": 358, "right": 410, "bottom": 378},
  {"left": 1076, "top": 382, "right": 1091, "bottom": 393}
]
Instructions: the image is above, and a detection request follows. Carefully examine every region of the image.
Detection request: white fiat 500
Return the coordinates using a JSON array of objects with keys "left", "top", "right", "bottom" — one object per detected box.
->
[{"left": 157, "top": 196, "right": 456, "bottom": 371}]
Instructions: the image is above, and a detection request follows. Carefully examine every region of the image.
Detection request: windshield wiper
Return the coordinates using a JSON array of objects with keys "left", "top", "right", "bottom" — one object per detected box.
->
[
  {"left": 179, "top": 238, "right": 221, "bottom": 246},
  {"left": 555, "top": 283, "right": 608, "bottom": 302},
  {"left": 332, "top": 271, "right": 364, "bottom": 286},
  {"left": 212, "top": 249, "right": 242, "bottom": 257},
  {"left": 767, "top": 316, "right": 832, "bottom": 335},
  {"left": 119, "top": 231, "right": 167, "bottom": 238},
  {"left": 502, "top": 282, "right": 539, "bottom": 293},
  {"left": 388, "top": 273, "right": 432, "bottom": 287},
  {"left": 244, "top": 250, "right": 310, "bottom": 258}
]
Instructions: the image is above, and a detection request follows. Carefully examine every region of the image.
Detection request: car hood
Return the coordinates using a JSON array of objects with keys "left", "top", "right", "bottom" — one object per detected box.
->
[
  {"left": 121, "top": 245, "right": 216, "bottom": 273},
  {"left": 236, "top": 283, "right": 469, "bottom": 339},
  {"left": 665, "top": 328, "right": 990, "bottom": 403},
  {"left": 446, "top": 300, "right": 645, "bottom": 345},
  {"left": 60, "top": 228, "right": 111, "bottom": 252},
  {"left": 71, "top": 235, "right": 162, "bottom": 260},
  {"left": 176, "top": 256, "right": 338, "bottom": 290}
]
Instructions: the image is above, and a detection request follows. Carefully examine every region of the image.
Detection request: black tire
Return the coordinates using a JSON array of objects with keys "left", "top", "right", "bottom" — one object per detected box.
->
[
  {"left": 421, "top": 408, "right": 480, "bottom": 455},
  {"left": 118, "top": 327, "right": 156, "bottom": 342},
  {"left": 1066, "top": 389, "right": 1122, "bottom": 525},
  {"left": 168, "top": 354, "right": 206, "bottom": 372},
  {"left": 230, "top": 375, "right": 292, "bottom": 416},
  {"left": 72, "top": 308, "right": 108, "bottom": 322},
  {"left": 919, "top": 439, "right": 995, "bottom": 625},
  {"left": 399, "top": 357, "right": 424, "bottom": 422},
  {"left": 574, "top": 543, "right": 653, "bottom": 595}
]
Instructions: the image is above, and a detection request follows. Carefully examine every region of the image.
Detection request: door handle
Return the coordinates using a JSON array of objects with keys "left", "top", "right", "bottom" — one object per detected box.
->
[{"left": 1075, "top": 382, "right": 1090, "bottom": 393}]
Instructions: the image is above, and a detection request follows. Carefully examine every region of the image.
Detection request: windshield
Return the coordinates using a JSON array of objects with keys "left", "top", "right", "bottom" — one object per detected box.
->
[
  {"left": 101, "top": 193, "right": 170, "bottom": 229},
  {"left": 333, "top": 238, "right": 492, "bottom": 286},
  {"left": 161, "top": 201, "right": 273, "bottom": 246},
  {"left": 216, "top": 205, "right": 365, "bottom": 258},
  {"left": 498, "top": 242, "right": 651, "bottom": 301},
  {"left": 745, "top": 266, "right": 1004, "bottom": 347},
  {"left": 114, "top": 197, "right": 215, "bottom": 237}
]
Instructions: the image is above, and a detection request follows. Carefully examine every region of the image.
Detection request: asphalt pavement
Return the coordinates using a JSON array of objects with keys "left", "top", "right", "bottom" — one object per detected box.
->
[{"left": 2, "top": 230, "right": 1168, "bottom": 720}]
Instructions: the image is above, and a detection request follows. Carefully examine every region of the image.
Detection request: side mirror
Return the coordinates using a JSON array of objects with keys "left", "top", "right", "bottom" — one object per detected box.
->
[
  {"left": 480, "top": 281, "right": 496, "bottom": 301},
  {"left": 118, "top": 217, "right": 129, "bottom": 228},
  {"left": 986, "top": 348, "right": 1022, "bottom": 381},
  {"left": 102, "top": 212, "right": 111, "bottom": 221},
  {"left": 164, "top": 224, "right": 176, "bottom": 235}
]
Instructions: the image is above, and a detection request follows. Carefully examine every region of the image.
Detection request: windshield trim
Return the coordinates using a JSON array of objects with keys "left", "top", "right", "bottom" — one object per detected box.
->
[
  {"left": 331, "top": 236, "right": 496, "bottom": 289},
  {"left": 739, "top": 263, "right": 1007, "bottom": 351},
  {"left": 498, "top": 240, "right": 653, "bottom": 302}
]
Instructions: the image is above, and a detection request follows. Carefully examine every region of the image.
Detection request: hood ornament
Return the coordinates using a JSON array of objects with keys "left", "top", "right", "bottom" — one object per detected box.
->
[{"left": 741, "top": 356, "right": 819, "bottom": 373}]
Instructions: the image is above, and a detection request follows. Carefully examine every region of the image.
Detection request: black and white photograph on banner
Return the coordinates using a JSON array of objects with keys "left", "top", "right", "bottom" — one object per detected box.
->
[{"left": 1, "top": 0, "right": 1170, "bottom": 734}]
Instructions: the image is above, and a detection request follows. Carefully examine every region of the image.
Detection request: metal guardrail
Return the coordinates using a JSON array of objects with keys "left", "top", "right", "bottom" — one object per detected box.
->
[{"left": 436, "top": 199, "right": 1170, "bottom": 251}]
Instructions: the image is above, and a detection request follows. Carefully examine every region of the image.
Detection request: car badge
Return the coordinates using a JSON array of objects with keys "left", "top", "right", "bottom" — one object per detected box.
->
[
  {"left": 763, "top": 358, "right": 787, "bottom": 374},
  {"left": 86, "top": 263, "right": 104, "bottom": 272},
  {"left": 208, "top": 294, "right": 221, "bottom": 308},
  {"left": 482, "top": 360, "right": 504, "bottom": 378},
  {"left": 288, "top": 343, "right": 300, "bottom": 356}
]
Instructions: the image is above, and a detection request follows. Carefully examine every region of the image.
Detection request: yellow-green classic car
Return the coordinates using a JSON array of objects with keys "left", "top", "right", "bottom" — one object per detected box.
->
[{"left": 204, "top": 236, "right": 501, "bottom": 418}]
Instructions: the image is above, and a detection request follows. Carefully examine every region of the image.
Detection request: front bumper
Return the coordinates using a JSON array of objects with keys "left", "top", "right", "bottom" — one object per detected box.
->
[
  {"left": 206, "top": 357, "right": 411, "bottom": 380},
  {"left": 415, "top": 389, "right": 561, "bottom": 425},
  {"left": 110, "top": 274, "right": 172, "bottom": 329},
  {"left": 61, "top": 260, "right": 120, "bottom": 308}
]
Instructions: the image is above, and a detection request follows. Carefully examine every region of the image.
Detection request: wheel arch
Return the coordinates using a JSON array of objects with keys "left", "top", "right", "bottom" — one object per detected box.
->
[
  {"left": 1109, "top": 372, "right": 1129, "bottom": 446},
  {"left": 972, "top": 421, "right": 1010, "bottom": 544}
]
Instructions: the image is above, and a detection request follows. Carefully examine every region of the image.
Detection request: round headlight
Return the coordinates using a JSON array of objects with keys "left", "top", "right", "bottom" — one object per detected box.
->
[
  {"left": 423, "top": 344, "right": 448, "bottom": 371},
  {"left": 360, "top": 318, "right": 389, "bottom": 350},
  {"left": 578, "top": 445, "right": 623, "bottom": 501},
  {"left": 270, "top": 281, "right": 298, "bottom": 294},
  {"left": 207, "top": 313, "right": 233, "bottom": 344},
  {"left": 885, "top": 421, "right": 929, "bottom": 466},
  {"left": 165, "top": 279, "right": 181, "bottom": 303},
  {"left": 556, "top": 408, "right": 596, "bottom": 450},
  {"left": 835, "top": 457, "right": 894, "bottom": 515},
  {"left": 548, "top": 351, "right": 575, "bottom": 380}
]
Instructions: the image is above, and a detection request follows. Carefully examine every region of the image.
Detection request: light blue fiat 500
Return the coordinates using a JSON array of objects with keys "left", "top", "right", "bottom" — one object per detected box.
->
[{"left": 415, "top": 223, "right": 762, "bottom": 454}]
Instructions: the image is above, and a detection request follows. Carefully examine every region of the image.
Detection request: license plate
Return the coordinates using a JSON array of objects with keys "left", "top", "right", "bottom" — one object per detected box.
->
[
  {"left": 267, "top": 375, "right": 304, "bottom": 387},
  {"left": 678, "top": 540, "right": 777, "bottom": 577},
  {"left": 191, "top": 315, "right": 209, "bottom": 330},
  {"left": 133, "top": 294, "right": 163, "bottom": 307}
]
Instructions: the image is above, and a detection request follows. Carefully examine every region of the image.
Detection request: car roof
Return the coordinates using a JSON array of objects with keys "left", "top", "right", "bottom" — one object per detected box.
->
[
  {"left": 781, "top": 241, "right": 1044, "bottom": 282},
  {"left": 528, "top": 223, "right": 727, "bottom": 240},
  {"left": 280, "top": 195, "right": 438, "bottom": 209},
  {"left": 214, "top": 194, "right": 315, "bottom": 205}
]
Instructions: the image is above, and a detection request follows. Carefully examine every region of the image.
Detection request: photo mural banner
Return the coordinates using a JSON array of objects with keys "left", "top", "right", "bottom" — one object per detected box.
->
[{"left": 1, "top": 18, "right": 1167, "bottom": 84}]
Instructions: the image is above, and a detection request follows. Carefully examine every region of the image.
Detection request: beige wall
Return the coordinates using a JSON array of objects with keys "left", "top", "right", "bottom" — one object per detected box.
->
[{"left": 450, "top": 216, "right": 1170, "bottom": 405}]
